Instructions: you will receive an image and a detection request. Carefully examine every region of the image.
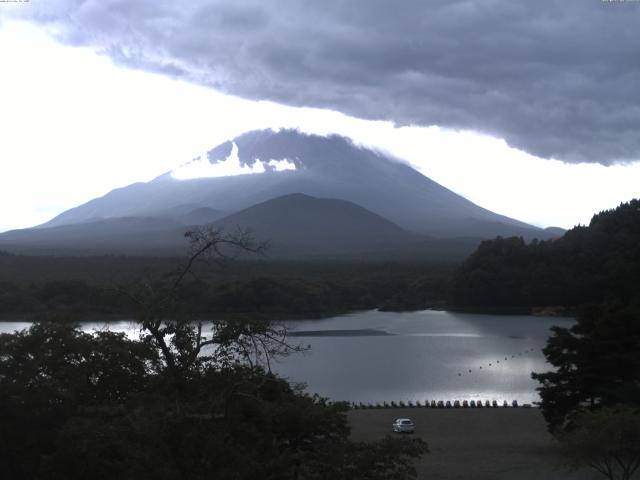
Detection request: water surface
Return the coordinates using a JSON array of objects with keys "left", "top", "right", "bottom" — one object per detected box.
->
[
  {"left": 0, "top": 310, "right": 572, "bottom": 403},
  {"left": 276, "top": 310, "right": 571, "bottom": 404}
]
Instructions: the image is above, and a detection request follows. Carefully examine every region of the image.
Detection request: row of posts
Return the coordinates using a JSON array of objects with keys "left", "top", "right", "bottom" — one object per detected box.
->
[{"left": 350, "top": 399, "right": 535, "bottom": 409}]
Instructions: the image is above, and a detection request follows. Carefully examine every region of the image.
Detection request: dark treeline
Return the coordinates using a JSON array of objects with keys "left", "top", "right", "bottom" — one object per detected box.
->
[
  {"left": 452, "top": 199, "right": 640, "bottom": 312},
  {"left": 0, "top": 254, "right": 454, "bottom": 320}
]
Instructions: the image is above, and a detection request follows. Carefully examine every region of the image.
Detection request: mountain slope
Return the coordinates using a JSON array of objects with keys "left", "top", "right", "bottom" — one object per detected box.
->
[
  {"left": 39, "top": 129, "right": 552, "bottom": 240},
  {"left": 0, "top": 216, "right": 187, "bottom": 254},
  {"left": 0, "top": 194, "right": 480, "bottom": 259},
  {"left": 0, "top": 206, "right": 226, "bottom": 255},
  {"left": 212, "top": 193, "right": 418, "bottom": 256}
]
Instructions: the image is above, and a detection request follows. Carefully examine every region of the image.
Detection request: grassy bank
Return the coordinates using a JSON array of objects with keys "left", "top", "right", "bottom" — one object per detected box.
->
[{"left": 348, "top": 408, "right": 599, "bottom": 480}]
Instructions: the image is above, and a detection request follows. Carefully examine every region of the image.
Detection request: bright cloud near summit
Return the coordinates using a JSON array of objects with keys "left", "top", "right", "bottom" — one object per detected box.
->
[
  {"left": 172, "top": 143, "right": 296, "bottom": 180},
  {"left": 0, "top": 19, "right": 639, "bottom": 232}
]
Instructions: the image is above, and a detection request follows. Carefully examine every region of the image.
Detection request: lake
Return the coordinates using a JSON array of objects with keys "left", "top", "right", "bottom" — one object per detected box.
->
[{"left": 0, "top": 310, "right": 572, "bottom": 404}]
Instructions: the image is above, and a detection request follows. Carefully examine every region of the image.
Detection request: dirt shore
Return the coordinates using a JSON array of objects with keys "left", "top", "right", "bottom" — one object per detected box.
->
[{"left": 348, "top": 408, "right": 599, "bottom": 480}]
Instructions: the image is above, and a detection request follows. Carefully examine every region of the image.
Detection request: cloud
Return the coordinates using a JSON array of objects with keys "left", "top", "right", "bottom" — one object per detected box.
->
[
  {"left": 17, "top": 0, "right": 640, "bottom": 164},
  {"left": 1, "top": 19, "right": 637, "bottom": 233},
  {"left": 171, "top": 142, "right": 296, "bottom": 179}
]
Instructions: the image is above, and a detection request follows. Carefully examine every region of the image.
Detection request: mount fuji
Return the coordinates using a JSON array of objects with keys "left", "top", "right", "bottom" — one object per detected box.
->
[{"left": 0, "top": 129, "right": 559, "bottom": 258}]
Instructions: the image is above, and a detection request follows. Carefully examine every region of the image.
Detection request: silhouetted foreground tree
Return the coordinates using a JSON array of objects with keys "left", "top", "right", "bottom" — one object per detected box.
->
[
  {"left": 523, "top": 200, "right": 640, "bottom": 474},
  {"left": 558, "top": 407, "right": 640, "bottom": 480},
  {"left": 532, "top": 303, "right": 640, "bottom": 432},
  {"left": 0, "top": 322, "right": 159, "bottom": 479},
  {"left": 0, "top": 227, "right": 427, "bottom": 479}
]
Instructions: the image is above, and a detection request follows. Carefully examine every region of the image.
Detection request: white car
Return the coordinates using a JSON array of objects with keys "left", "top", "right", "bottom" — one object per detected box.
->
[{"left": 392, "top": 418, "right": 415, "bottom": 433}]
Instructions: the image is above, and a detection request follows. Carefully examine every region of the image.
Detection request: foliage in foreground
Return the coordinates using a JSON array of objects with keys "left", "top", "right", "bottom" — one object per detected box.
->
[
  {"left": 558, "top": 407, "right": 640, "bottom": 480},
  {"left": 532, "top": 303, "right": 640, "bottom": 432},
  {"left": 0, "top": 227, "right": 427, "bottom": 479},
  {"left": 0, "top": 320, "right": 427, "bottom": 480}
]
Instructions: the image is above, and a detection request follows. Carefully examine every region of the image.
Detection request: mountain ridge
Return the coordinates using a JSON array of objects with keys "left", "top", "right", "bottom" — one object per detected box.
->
[
  {"left": 0, "top": 129, "right": 563, "bottom": 258},
  {"left": 0, "top": 193, "right": 480, "bottom": 260},
  {"left": 39, "top": 129, "right": 551, "bottom": 239}
]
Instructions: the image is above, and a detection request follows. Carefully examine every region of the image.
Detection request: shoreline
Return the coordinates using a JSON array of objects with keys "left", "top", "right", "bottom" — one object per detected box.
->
[{"left": 0, "top": 305, "right": 576, "bottom": 323}]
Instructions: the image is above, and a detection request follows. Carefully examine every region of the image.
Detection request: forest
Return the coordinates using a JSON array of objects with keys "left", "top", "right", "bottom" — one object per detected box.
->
[
  {"left": 452, "top": 199, "right": 640, "bottom": 312},
  {"left": 0, "top": 253, "right": 453, "bottom": 321}
]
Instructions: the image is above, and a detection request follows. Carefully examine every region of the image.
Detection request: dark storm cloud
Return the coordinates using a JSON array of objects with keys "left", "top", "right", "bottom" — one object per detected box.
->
[{"left": 27, "top": 0, "right": 640, "bottom": 164}]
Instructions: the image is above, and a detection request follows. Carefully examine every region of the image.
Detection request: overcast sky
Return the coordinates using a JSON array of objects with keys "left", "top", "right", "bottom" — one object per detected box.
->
[{"left": 1, "top": 1, "right": 639, "bottom": 232}]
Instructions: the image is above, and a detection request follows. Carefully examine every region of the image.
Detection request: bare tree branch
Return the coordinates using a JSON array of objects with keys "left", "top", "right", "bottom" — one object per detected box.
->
[{"left": 113, "top": 226, "right": 306, "bottom": 387}]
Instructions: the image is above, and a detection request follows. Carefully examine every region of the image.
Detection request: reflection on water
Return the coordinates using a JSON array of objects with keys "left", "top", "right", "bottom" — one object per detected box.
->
[
  {"left": 278, "top": 310, "right": 573, "bottom": 403},
  {"left": 0, "top": 310, "right": 573, "bottom": 403}
]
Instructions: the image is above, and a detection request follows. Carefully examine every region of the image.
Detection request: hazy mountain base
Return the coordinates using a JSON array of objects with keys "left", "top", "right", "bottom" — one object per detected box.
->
[
  {"left": 0, "top": 194, "right": 482, "bottom": 261},
  {"left": 0, "top": 236, "right": 479, "bottom": 262}
]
